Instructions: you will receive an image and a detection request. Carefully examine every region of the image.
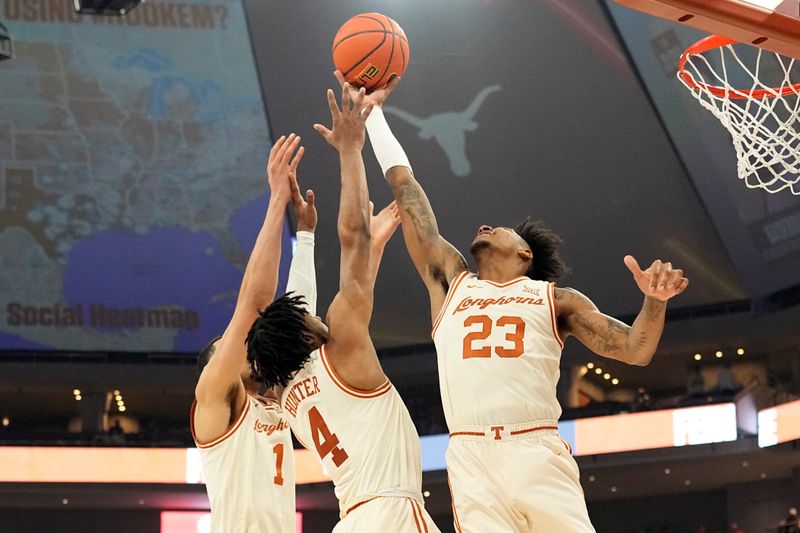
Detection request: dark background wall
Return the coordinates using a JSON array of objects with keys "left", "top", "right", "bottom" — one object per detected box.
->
[
  {"left": 243, "top": 0, "right": 745, "bottom": 349},
  {"left": 588, "top": 490, "right": 728, "bottom": 532},
  {"left": 0, "top": 509, "right": 159, "bottom": 533}
]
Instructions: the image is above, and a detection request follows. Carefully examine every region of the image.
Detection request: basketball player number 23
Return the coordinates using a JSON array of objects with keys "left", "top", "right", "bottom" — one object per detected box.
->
[
  {"left": 308, "top": 406, "right": 349, "bottom": 467},
  {"left": 463, "top": 315, "right": 525, "bottom": 358}
]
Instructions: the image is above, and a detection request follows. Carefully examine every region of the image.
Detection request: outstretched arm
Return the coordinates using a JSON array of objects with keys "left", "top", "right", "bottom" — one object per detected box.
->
[
  {"left": 314, "top": 84, "right": 387, "bottom": 390},
  {"left": 335, "top": 72, "right": 467, "bottom": 323},
  {"left": 557, "top": 256, "right": 688, "bottom": 366},
  {"left": 285, "top": 172, "right": 317, "bottom": 315},
  {"left": 194, "top": 135, "right": 302, "bottom": 443},
  {"left": 368, "top": 201, "right": 401, "bottom": 285}
]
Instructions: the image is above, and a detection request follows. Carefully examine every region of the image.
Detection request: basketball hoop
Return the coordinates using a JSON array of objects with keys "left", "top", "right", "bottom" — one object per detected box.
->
[{"left": 678, "top": 35, "right": 800, "bottom": 195}]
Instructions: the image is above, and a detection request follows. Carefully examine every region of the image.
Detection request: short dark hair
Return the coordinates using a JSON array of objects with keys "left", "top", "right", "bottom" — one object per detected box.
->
[
  {"left": 246, "top": 292, "right": 313, "bottom": 389},
  {"left": 197, "top": 335, "right": 223, "bottom": 375},
  {"left": 515, "top": 217, "right": 569, "bottom": 281}
]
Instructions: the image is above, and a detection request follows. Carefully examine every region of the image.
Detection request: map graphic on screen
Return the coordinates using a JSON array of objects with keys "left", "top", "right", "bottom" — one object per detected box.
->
[{"left": 0, "top": 0, "right": 290, "bottom": 352}]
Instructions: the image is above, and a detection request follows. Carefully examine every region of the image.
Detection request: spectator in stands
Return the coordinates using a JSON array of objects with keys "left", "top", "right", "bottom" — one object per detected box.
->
[
  {"left": 780, "top": 507, "right": 799, "bottom": 533},
  {"left": 634, "top": 387, "right": 651, "bottom": 411},
  {"left": 108, "top": 419, "right": 125, "bottom": 445},
  {"left": 687, "top": 366, "right": 706, "bottom": 399},
  {"left": 714, "top": 362, "right": 741, "bottom": 396}
]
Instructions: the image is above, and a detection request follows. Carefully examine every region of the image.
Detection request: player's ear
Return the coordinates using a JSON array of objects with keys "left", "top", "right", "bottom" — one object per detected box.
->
[{"left": 518, "top": 248, "right": 532, "bottom": 262}]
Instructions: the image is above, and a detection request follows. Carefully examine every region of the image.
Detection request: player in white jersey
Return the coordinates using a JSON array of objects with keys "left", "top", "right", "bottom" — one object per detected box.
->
[
  {"left": 356, "top": 74, "right": 690, "bottom": 532},
  {"left": 250, "top": 84, "right": 440, "bottom": 532},
  {"left": 191, "top": 134, "right": 315, "bottom": 533}
]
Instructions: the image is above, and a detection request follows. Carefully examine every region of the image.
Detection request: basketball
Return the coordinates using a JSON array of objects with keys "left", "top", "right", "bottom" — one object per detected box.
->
[{"left": 332, "top": 13, "right": 409, "bottom": 91}]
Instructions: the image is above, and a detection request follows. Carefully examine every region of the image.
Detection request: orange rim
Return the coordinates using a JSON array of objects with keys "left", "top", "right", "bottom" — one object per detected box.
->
[{"left": 678, "top": 35, "right": 800, "bottom": 99}]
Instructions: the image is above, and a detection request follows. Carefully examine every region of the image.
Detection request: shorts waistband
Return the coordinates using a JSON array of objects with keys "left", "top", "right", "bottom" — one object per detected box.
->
[
  {"left": 341, "top": 488, "right": 424, "bottom": 519},
  {"left": 449, "top": 419, "right": 559, "bottom": 442}
]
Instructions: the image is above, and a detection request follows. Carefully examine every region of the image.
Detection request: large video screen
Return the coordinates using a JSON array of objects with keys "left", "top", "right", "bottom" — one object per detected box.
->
[{"left": 0, "top": 0, "right": 291, "bottom": 352}]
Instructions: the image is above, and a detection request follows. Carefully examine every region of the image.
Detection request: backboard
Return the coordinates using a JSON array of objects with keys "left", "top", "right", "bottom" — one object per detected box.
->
[{"left": 613, "top": 0, "right": 800, "bottom": 57}]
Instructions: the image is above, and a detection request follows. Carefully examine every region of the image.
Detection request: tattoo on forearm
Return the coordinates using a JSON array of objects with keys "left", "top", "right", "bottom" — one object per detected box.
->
[
  {"left": 627, "top": 329, "right": 648, "bottom": 353},
  {"left": 573, "top": 313, "right": 622, "bottom": 353},
  {"left": 392, "top": 180, "right": 439, "bottom": 242},
  {"left": 644, "top": 297, "right": 665, "bottom": 323}
]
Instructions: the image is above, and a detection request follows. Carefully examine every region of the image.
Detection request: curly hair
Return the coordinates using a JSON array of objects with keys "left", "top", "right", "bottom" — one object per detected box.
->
[
  {"left": 514, "top": 217, "right": 569, "bottom": 281},
  {"left": 246, "top": 292, "right": 313, "bottom": 389}
]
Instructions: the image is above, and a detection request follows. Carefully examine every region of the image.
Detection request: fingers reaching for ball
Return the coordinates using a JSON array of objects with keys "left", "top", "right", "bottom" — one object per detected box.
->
[{"left": 314, "top": 84, "right": 372, "bottom": 152}]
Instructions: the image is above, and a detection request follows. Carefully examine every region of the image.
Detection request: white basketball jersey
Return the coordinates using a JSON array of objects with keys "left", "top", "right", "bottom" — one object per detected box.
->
[
  {"left": 190, "top": 395, "right": 295, "bottom": 533},
  {"left": 281, "top": 346, "right": 423, "bottom": 516},
  {"left": 432, "top": 272, "right": 564, "bottom": 428}
]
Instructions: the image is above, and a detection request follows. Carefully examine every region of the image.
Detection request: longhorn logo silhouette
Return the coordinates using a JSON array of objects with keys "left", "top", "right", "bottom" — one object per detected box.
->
[{"left": 383, "top": 85, "right": 501, "bottom": 177}]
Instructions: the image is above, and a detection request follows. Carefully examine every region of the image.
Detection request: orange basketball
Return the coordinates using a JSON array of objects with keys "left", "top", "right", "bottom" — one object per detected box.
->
[{"left": 332, "top": 13, "right": 409, "bottom": 91}]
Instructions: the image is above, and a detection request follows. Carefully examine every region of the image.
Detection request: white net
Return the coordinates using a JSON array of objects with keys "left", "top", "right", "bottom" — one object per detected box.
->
[{"left": 679, "top": 41, "right": 800, "bottom": 195}]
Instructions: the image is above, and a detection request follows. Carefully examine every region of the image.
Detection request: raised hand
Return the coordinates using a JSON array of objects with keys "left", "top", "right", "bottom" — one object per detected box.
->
[
  {"left": 624, "top": 255, "right": 688, "bottom": 302},
  {"left": 289, "top": 172, "right": 316, "bottom": 233},
  {"left": 267, "top": 133, "right": 304, "bottom": 198},
  {"left": 334, "top": 70, "right": 400, "bottom": 108},
  {"left": 370, "top": 201, "right": 401, "bottom": 249},
  {"left": 313, "top": 83, "right": 374, "bottom": 152}
]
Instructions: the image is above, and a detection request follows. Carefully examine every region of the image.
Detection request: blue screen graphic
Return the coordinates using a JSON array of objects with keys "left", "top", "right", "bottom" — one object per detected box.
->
[{"left": 0, "top": 0, "right": 292, "bottom": 352}]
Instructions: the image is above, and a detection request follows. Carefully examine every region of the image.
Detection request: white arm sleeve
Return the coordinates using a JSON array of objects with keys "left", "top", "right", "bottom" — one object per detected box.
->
[
  {"left": 365, "top": 106, "right": 412, "bottom": 176},
  {"left": 285, "top": 230, "right": 317, "bottom": 316}
]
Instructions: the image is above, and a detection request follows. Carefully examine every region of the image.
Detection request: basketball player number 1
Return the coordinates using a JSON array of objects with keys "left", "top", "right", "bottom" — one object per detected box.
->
[
  {"left": 273, "top": 443, "right": 284, "bottom": 486},
  {"left": 308, "top": 406, "right": 349, "bottom": 467},
  {"left": 463, "top": 315, "right": 525, "bottom": 358}
]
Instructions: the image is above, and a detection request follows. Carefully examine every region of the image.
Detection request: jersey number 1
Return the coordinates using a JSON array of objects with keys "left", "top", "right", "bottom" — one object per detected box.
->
[
  {"left": 463, "top": 315, "right": 526, "bottom": 358},
  {"left": 273, "top": 443, "right": 284, "bottom": 486},
  {"left": 308, "top": 406, "right": 349, "bottom": 467}
]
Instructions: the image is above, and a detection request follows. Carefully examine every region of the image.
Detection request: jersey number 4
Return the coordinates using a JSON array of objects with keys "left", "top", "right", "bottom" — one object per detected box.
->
[
  {"left": 463, "top": 315, "right": 526, "bottom": 358},
  {"left": 308, "top": 406, "right": 349, "bottom": 467}
]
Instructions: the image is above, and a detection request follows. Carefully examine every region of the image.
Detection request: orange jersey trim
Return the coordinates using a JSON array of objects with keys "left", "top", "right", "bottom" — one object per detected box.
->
[
  {"left": 449, "top": 431, "right": 486, "bottom": 438},
  {"left": 559, "top": 436, "right": 573, "bottom": 455},
  {"left": 483, "top": 276, "right": 529, "bottom": 288},
  {"left": 345, "top": 497, "right": 376, "bottom": 516},
  {"left": 509, "top": 425, "right": 559, "bottom": 436},
  {"left": 548, "top": 282, "right": 565, "bottom": 349},
  {"left": 320, "top": 345, "right": 392, "bottom": 399},
  {"left": 447, "top": 475, "right": 464, "bottom": 533},
  {"left": 410, "top": 499, "right": 429, "bottom": 533},
  {"left": 189, "top": 397, "right": 250, "bottom": 449},
  {"left": 431, "top": 270, "right": 470, "bottom": 338},
  {"left": 255, "top": 396, "right": 280, "bottom": 411}
]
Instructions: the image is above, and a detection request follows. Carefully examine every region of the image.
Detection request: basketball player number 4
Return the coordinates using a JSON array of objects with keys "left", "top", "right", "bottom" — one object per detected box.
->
[
  {"left": 308, "top": 406, "right": 349, "bottom": 467},
  {"left": 463, "top": 315, "right": 525, "bottom": 358}
]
